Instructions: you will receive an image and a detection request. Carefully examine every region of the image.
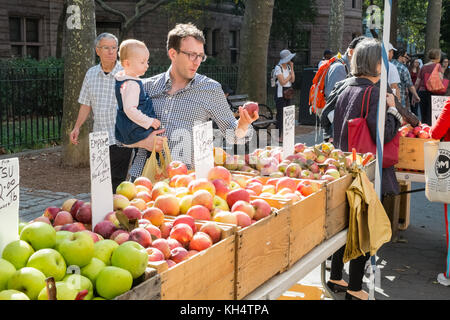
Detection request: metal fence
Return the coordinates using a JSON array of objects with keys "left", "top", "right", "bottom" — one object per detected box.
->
[{"left": 0, "top": 64, "right": 305, "bottom": 152}]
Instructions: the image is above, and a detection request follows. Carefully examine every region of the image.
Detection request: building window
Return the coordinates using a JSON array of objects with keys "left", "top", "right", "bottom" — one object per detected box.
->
[
  {"left": 212, "top": 29, "right": 220, "bottom": 57},
  {"left": 229, "top": 31, "right": 239, "bottom": 64},
  {"left": 96, "top": 21, "right": 121, "bottom": 40},
  {"left": 9, "top": 17, "right": 41, "bottom": 59},
  {"left": 352, "top": 0, "right": 357, "bottom": 9}
]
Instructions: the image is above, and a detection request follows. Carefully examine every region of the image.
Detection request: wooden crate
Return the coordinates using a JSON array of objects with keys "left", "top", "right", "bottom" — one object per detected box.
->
[
  {"left": 395, "top": 136, "right": 437, "bottom": 171},
  {"left": 158, "top": 220, "right": 236, "bottom": 300},
  {"left": 398, "top": 180, "right": 411, "bottom": 230},
  {"left": 116, "top": 268, "right": 161, "bottom": 300},
  {"left": 235, "top": 206, "right": 290, "bottom": 299},
  {"left": 288, "top": 188, "right": 326, "bottom": 267}
]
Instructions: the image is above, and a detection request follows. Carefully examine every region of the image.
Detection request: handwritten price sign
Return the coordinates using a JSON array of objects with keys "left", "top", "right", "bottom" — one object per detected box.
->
[
  {"left": 193, "top": 121, "right": 214, "bottom": 179},
  {"left": 89, "top": 132, "right": 113, "bottom": 230},
  {"left": 283, "top": 105, "right": 296, "bottom": 160},
  {"left": 0, "top": 158, "right": 19, "bottom": 254},
  {"left": 432, "top": 95, "right": 450, "bottom": 126}
]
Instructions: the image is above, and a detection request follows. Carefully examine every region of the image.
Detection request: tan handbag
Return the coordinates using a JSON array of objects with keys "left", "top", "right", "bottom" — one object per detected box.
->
[{"left": 141, "top": 138, "right": 172, "bottom": 183}]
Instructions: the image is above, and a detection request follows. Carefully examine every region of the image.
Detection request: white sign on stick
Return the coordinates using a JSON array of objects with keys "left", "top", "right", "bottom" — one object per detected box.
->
[
  {"left": 193, "top": 121, "right": 214, "bottom": 180},
  {"left": 89, "top": 132, "right": 113, "bottom": 230},
  {"left": 0, "top": 158, "right": 19, "bottom": 255},
  {"left": 432, "top": 95, "right": 450, "bottom": 126},
  {"left": 283, "top": 105, "right": 296, "bottom": 160}
]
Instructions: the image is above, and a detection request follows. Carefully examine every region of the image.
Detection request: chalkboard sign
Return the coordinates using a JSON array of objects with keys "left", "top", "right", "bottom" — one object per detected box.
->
[
  {"left": 0, "top": 158, "right": 19, "bottom": 254},
  {"left": 193, "top": 121, "right": 214, "bottom": 179},
  {"left": 283, "top": 105, "right": 296, "bottom": 160},
  {"left": 432, "top": 95, "right": 450, "bottom": 126},
  {"left": 89, "top": 132, "right": 113, "bottom": 230}
]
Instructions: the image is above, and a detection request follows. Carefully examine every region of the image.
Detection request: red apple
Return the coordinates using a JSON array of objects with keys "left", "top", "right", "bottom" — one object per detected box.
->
[
  {"left": 135, "top": 191, "right": 152, "bottom": 203},
  {"left": 246, "top": 182, "right": 263, "bottom": 196},
  {"left": 43, "top": 206, "right": 61, "bottom": 222},
  {"left": 170, "top": 247, "right": 189, "bottom": 264},
  {"left": 207, "top": 166, "right": 232, "bottom": 185},
  {"left": 93, "top": 220, "right": 118, "bottom": 239},
  {"left": 169, "top": 223, "right": 193, "bottom": 246},
  {"left": 61, "top": 198, "right": 77, "bottom": 213},
  {"left": 231, "top": 200, "right": 255, "bottom": 219},
  {"left": 297, "top": 181, "right": 315, "bottom": 197},
  {"left": 32, "top": 216, "right": 52, "bottom": 225},
  {"left": 189, "top": 232, "right": 213, "bottom": 251},
  {"left": 142, "top": 207, "right": 165, "bottom": 227},
  {"left": 151, "top": 181, "right": 172, "bottom": 201},
  {"left": 175, "top": 175, "right": 194, "bottom": 188},
  {"left": 226, "top": 188, "right": 250, "bottom": 208},
  {"left": 69, "top": 200, "right": 85, "bottom": 219},
  {"left": 159, "top": 221, "right": 173, "bottom": 239},
  {"left": 188, "top": 178, "right": 216, "bottom": 197},
  {"left": 167, "top": 160, "right": 188, "bottom": 178},
  {"left": 130, "top": 198, "right": 147, "bottom": 211},
  {"left": 61, "top": 222, "right": 87, "bottom": 233},
  {"left": 81, "top": 230, "right": 103, "bottom": 243},
  {"left": 103, "top": 211, "right": 120, "bottom": 227},
  {"left": 173, "top": 214, "right": 197, "bottom": 233},
  {"left": 122, "top": 205, "right": 142, "bottom": 221},
  {"left": 250, "top": 199, "right": 272, "bottom": 221},
  {"left": 75, "top": 202, "right": 92, "bottom": 224},
  {"left": 211, "top": 179, "right": 231, "bottom": 200},
  {"left": 151, "top": 238, "right": 171, "bottom": 259},
  {"left": 276, "top": 177, "right": 297, "bottom": 193},
  {"left": 129, "top": 227, "right": 152, "bottom": 248},
  {"left": 146, "top": 247, "right": 165, "bottom": 262},
  {"left": 199, "top": 222, "right": 222, "bottom": 244},
  {"left": 294, "top": 143, "right": 306, "bottom": 153},
  {"left": 417, "top": 130, "right": 430, "bottom": 139},
  {"left": 53, "top": 211, "right": 73, "bottom": 226},
  {"left": 167, "top": 238, "right": 183, "bottom": 250},
  {"left": 110, "top": 230, "right": 130, "bottom": 245},
  {"left": 186, "top": 205, "right": 211, "bottom": 221},
  {"left": 134, "top": 176, "right": 153, "bottom": 191},
  {"left": 242, "top": 101, "right": 259, "bottom": 116},
  {"left": 154, "top": 194, "right": 180, "bottom": 216},
  {"left": 191, "top": 190, "right": 214, "bottom": 211},
  {"left": 234, "top": 211, "right": 252, "bottom": 228},
  {"left": 144, "top": 223, "right": 162, "bottom": 239}
]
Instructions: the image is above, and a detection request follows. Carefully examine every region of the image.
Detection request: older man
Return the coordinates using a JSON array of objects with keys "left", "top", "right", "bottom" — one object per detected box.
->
[{"left": 128, "top": 23, "right": 258, "bottom": 180}]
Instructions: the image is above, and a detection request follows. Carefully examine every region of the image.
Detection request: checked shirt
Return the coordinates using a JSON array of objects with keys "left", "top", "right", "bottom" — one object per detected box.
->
[
  {"left": 128, "top": 67, "right": 254, "bottom": 178},
  {"left": 391, "top": 59, "right": 413, "bottom": 107},
  {"left": 78, "top": 62, "right": 123, "bottom": 145}
]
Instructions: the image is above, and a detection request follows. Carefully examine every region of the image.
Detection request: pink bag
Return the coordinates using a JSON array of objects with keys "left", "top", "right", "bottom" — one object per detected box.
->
[{"left": 425, "top": 63, "right": 449, "bottom": 94}]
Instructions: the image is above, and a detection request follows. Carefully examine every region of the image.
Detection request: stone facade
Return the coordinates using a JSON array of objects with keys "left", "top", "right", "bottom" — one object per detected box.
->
[{"left": 0, "top": 0, "right": 362, "bottom": 66}]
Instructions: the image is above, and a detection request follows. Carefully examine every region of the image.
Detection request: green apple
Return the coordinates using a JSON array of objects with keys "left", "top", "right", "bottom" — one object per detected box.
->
[
  {"left": 20, "top": 221, "right": 56, "bottom": 250},
  {"left": 0, "top": 259, "right": 16, "bottom": 291},
  {"left": 58, "top": 231, "right": 94, "bottom": 267},
  {"left": 95, "top": 266, "right": 132, "bottom": 300},
  {"left": 26, "top": 249, "right": 66, "bottom": 281},
  {"left": 80, "top": 257, "right": 105, "bottom": 284},
  {"left": 37, "top": 281, "right": 78, "bottom": 300},
  {"left": 7, "top": 267, "right": 46, "bottom": 300},
  {"left": 55, "top": 230, "right": 73, "bottom": 251},
  {"left": 213, "top": 195, "right": 230, "bottom": 211},
  {"left": 92, "top": 296, "right": 106, "bottom": 300},
  {"left": 111, "top": 241, "right": 148, "bottom": 279},
  {"left": 63, "top": 274, "right": 94, "bottom": 300},
  {"left": 2, "top": 240, "right": 35, "bottom": 269},
  {"left": 18, "top": 222, "right": 27, "bottom": 235},
  {"left": 93, "top": 239, "right": 119, "bottom": 265},
  {"left": 0, "top": 289, "right": 30, "bottom": 300}
]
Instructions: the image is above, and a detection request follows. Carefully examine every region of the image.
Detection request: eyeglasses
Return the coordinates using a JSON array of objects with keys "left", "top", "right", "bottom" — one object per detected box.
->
[
  {"left": 179, "top": 50, "right": 207, "bottom": 63},
  {"left": 97, "top": 46, "right": 118, "bottom": 51}
]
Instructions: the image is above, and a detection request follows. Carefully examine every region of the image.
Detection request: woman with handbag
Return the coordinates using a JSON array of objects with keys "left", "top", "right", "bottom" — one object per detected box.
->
[
  {"left": 274, "top": 49, "right": 296, "bottom": 143},
  {"left": 430, "top": 97, "right": 450, "bottom": 286},
  {"left": 327, "top": 38, "right": 403, "bottom": 300},
  {"left": 414, "top": 49, "right": 444, "bottom": 125}
]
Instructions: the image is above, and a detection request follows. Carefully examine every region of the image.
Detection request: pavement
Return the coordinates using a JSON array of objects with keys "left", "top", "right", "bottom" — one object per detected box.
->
[{"left": 13, "top": 124, "right": 450, "bottom": 300}]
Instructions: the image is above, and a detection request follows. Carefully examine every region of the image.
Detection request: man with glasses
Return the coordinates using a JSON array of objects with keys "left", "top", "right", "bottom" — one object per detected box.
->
[
  {"left": 70, "top": 33, "right": 164, "bottom": 192},
  {"left": 128, "top": 23, "right": 258, "bottom": 180},
  {"left": 391, "top": 48, "right": 420, "bottom": 110}
]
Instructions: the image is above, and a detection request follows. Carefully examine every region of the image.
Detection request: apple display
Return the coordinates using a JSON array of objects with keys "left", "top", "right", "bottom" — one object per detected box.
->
[
  {"left": 93, "top": 239, "right": 119, "bottom": 265},
  {"left": 26, "top": 248, "right": 66, "bottom": 281},
  {"left": 80, "top": 257, "right": 106, "bottom": 284},
  {"left": 111, "top": 241, "right": 148, "bottom": 279},
  {"left": 58, "top": 231, "right": 94, "bottom": 267},
  {"left": 2, "top": 240, "right": 35, "bottom": 269},
  {"left": 95, "top": 266, "right": 133, "bottom": 300},
  {"left": 20, "top": 221, "right": 56, "bottom": 251}
]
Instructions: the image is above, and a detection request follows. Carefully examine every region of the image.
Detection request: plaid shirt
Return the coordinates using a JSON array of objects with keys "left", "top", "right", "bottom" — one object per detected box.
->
[
  {"left": 128, "top": 67, "right": 254, "bottom": 177},
  {"left": 391, "top": 59, "right": 413, "bottom": 106},
  {"left": 78, "top": 62, "right": 123, "bottom": 145}
]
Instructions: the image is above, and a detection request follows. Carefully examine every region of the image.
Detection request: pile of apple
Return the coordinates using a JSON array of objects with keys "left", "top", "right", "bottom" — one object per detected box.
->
[
  {"left": 398, "top": 123, "right": 432, "bottom": 139},
  {"left": 0, "top": 219, "right": 151, "bottom": 300}
]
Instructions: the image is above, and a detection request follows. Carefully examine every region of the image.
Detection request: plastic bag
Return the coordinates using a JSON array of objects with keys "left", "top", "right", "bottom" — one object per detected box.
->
[
  {"left": 424, "top": 140, "right": 450, "bottom": 204},
  {"left": 141, "top": 138, "right": 172, "bottom": 183}
]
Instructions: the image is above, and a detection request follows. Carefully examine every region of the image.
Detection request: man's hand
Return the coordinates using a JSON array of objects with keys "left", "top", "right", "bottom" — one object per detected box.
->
[
  {"left": 129, "top": 129, "right": 166, "bottom": 152},
  {"left": 235, "top": 106, "right": 259, "bottom": 139},
  {"left": 412, "top": 94, "right": 420, "bottom": 105},
  {"left": 69, "top": 128, "right": 80, "bottom": 145}
]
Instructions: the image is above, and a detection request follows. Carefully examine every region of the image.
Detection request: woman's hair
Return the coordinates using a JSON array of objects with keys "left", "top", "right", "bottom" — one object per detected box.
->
[
  {"left": 166, "top": 23, "right": 205, "bottom": 52},
  {"left": 408, "top": 57, "right": 421, "bottom": 73},
  {"left": 95, "top": 33, "right": 118, "bottom": 47},
  {"left": 119, "top": 39, "right": 147, "bottom": 63},
  {"left": 427, "top": 48, "right": 441, "bottom": 61},
  {"left": 440, "top": 56, "right": 449, "bottom": 64},
  {"left": 350, "top": 38, "right": 381, "bottom": 77}
]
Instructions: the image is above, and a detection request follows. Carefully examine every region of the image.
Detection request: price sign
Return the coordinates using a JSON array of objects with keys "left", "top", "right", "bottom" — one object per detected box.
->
[
  {"left": 193, "top": 121, "right": 214, "bottom": 179},
  {"left": 432, "top": 95, "right": 450, "bottom": 126},
  {"left": 283, "top": 105, "right": 296, "bottom": 159},
  {"left": 89, "top": 132, "right": 113, "bottom": 230},
  {"left": 0, "top": 158, "right": 19, "bottom": 255}
]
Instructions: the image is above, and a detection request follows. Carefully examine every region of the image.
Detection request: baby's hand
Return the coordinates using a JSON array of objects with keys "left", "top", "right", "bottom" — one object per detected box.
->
[{"left": 151, "top": 119, "right": 161, "bottom": 129}]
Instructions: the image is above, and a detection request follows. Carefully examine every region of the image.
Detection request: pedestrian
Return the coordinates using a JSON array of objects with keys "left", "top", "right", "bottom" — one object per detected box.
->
[
  {"left": 408, "top": 57, "right": 422, "bottom": 117},
  {"left": 387, "top": 43, "right": 401, "bottom": 102},
  {"left": 415, "top": 49, "right": 443, "bottom": 125},
  {"left": 328, "top": 38, "right": 402, "bottom": 300},
  {"left": 430, "top": 97, "right": 450, "bottom": 286},
  {"left": 114, "top": 39, "right": 161, "bottom": 148},
  {"left": 391, "top": 48, "right": 420, "bottom": 110},
  {"left": 440, "top": 56, "right": 449, "bottom": 80},
  {"left": 274, "top": 49, "right": 296, "bottom": 143},
  {"left": 128, "top": 23, "right": 258, "bottom": 180},
  {"left": 318, "top": 49, "right": 333, "bottom": 68}
]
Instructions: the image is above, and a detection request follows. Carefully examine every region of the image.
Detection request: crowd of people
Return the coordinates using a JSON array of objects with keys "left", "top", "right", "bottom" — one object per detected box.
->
[{"left": 69, "top": 23, "right": 450, "bottom": 299}]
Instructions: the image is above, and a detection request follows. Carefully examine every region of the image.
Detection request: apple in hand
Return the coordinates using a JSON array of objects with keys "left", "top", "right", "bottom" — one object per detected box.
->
[
  {"left": 242, "top": 101, "right": 259, "bottom": 116},
  {"left": 2, "top": 240, "right": 35, "bottom": 269},
  {"left": 111, "top": 241, "right": 148, "bottom": 279},
  {"left": 7, "top": 267, "right": 46, "bottom": 300},
  {"left": 0, "top": 259, "right": 16, "bottom": 291},
  {"left": 93, "top": 239, "right": 119, "bottom": 265},
  {"left": 20, "top": 221, "right": 56, "bottom": 251},
  {"left": 58, "top": 231, "right": 95, "bottom": 267},
  {"left": 26, "top": 249, "right": 66, "bottom": 281}
]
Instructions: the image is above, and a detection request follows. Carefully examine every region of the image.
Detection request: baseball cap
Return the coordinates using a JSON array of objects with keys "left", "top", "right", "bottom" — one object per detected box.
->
[{"left": 387, "top": 43, "right": 397, "bottom": 51}]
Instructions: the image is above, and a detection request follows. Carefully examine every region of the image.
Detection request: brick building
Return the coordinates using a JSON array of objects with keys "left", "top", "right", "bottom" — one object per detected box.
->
[{"left": 0, "top": 0, "right": 363, "bottom": 66}]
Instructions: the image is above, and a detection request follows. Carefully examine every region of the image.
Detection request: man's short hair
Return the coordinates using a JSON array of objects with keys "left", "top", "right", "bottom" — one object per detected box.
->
[
  {"left": 119, "top": 39, "right": 148, "bottom": 63},
  {"left": 167, "top": 23, "right": 205, "bottom": 52},
  {"left": 394, "top": 48, "right": 407, "bottom": 59},
  {"left": 428, "top": 48, "right": 441, "bottom": 61},
  {"left": 95, "top": 33, "right": 118, "bottom": 47},
  {"left": 348, "top": 36, "right": 367, "bottom": 50}
]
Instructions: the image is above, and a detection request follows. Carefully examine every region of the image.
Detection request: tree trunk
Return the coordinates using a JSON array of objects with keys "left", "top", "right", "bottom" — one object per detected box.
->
[
  {"left": 390, "top": 0, "right": 398, "bottom": 47},
  {"left": 56, "top": 0, "right": 68, "bottom": 59},
  {"left": 60, "top": 0, "right": 96, "bottom": 167},
  {"left": 425, "top": 0, "right": 442, "bottom": 62},
  {"left": 327, "top": 0, "right": 345, "bottom": 54},
  {"left": 237, "top": 0, "right": 275, "bottom": 104}
]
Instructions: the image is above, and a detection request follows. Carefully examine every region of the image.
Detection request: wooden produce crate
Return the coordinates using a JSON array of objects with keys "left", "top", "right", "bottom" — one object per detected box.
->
[
  {"left": 235, "top": 205, "right": 290, "bottom": 300},
  {"left": 398, "top": 180, "right": 411, "bottom": 230},
  {"left": 288, "top": 188, "right": 326, "bottom": 268},
  {"left": 116, "top": 268, "right": 161, "bottom": 300},
  {"left": 395, "top": 136, "right": 437, "bottom": 171},
  {"left": 156, "top": 220, "right": 236, "bottom": 300}
]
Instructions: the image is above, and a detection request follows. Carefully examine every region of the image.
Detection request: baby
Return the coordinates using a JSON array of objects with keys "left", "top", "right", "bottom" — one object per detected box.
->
[{"left": 114, "top": 39, "right": 160, "bottom": 148}]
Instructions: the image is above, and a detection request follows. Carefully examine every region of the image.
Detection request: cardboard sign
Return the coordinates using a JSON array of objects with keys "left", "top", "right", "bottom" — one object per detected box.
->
[
  {"left": 193, "top": 121, "right": 214, "bottom": 180},
  {"left": 432, "top": 95, "right": 450, "bottom": 126},
  {"left": 89, "top": 132, "right": 113, "bottom": 230},
  {"left": 283, "top": 105, "right": 296, "bottom": 159},
  {"left": 0, "top": 158, "right": 19, "bottom": 255}
]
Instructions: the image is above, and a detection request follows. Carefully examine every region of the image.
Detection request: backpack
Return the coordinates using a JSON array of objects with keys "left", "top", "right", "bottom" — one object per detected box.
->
[
  {"left": 309, "top": 56, "right": 344, "bottom": 114},
  {"left": 270, "top": 64, "right": 291, "bottom": 87}
]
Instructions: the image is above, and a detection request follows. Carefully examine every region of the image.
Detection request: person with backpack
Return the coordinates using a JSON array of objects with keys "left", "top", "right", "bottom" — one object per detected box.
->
[{"left": 272, "top": 49, "right": 296, "bottom": 143}]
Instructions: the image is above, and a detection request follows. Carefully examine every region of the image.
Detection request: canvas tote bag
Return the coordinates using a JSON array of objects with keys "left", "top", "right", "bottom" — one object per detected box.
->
[{"left": 424, "top": 140, "right": 450, "bottom": 203}]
